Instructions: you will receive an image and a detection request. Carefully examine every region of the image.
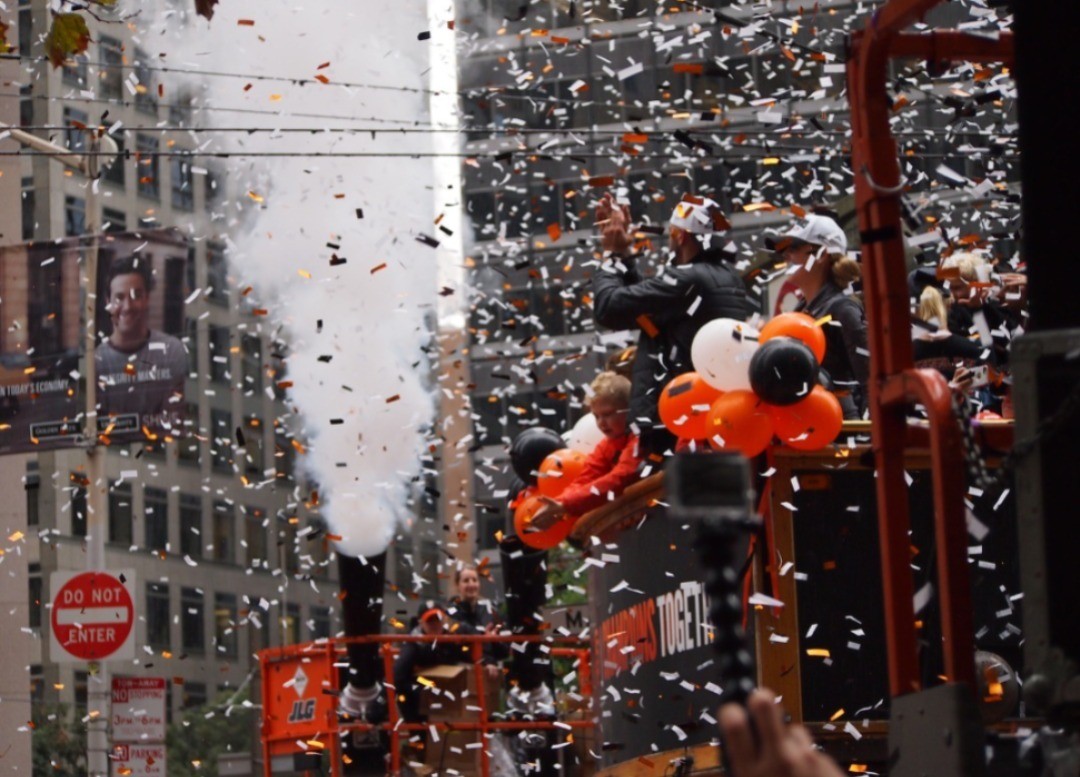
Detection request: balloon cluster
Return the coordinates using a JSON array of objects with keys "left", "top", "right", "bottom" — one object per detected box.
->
[
  {"left": 508, "top": 427, "right": 589, "bottom": 550},
  {"left": 659, "top": 313, "right": 844, "bottom": 456}
]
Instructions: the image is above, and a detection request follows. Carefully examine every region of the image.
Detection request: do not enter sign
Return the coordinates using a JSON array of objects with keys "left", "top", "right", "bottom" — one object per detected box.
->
[{"left": 49, "top": 570, "right": 136, "bottom": 662}]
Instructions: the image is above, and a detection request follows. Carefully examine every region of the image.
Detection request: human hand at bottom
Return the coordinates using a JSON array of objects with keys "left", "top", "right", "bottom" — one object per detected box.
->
[{"left": 719, "top": 689, "right": 844, "bottom": 777}]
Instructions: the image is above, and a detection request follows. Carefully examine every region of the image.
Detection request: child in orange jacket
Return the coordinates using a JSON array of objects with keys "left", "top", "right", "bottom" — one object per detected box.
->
[{"left": 530, "top": 371, "right": 641, "bottom": 528}]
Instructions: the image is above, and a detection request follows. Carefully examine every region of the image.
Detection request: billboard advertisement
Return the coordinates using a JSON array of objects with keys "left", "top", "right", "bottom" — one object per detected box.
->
[{"left": 0, "top": 230, "right": 189, "bottom": 453}]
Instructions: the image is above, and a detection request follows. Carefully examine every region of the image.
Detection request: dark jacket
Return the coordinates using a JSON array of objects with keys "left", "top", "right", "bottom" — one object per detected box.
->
[
  {"left": 796, "top": 281, "right": 870, "bottom": 419},
  {"left": 592, "top": 247, "right": 753, "bottom": 437},
  {"left": 445, "top": 597, "right": 507, "bottom": 663}
]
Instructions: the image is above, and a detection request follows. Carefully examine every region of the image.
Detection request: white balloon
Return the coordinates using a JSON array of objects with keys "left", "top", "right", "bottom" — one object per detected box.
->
[
  {"left": 691, "top": 318, "right": 760, "bottom": 392},
  {"left": 565, "top": 413, "right": 605, "bottom": 454}
]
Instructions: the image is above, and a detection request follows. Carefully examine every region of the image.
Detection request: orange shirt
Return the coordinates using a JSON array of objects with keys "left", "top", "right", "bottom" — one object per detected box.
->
[{"left": 559, "top": 434, "right": 642, "bottom": 517}]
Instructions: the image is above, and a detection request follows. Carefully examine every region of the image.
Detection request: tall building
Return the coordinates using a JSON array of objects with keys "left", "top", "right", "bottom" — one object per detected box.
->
[
  {"left": 452, "top": 0, "right": 1019, "bottom": 556},
  {"left": 0, "top": 1, "right": 340, "bottom": 761}
]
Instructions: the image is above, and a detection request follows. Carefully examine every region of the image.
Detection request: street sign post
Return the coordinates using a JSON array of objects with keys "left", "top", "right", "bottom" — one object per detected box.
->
[
  {"left": 49, "top": 570, "right": 136, "bottom": 663},
  {"left": 109, "top": 744, "right": 166, "bottom": 777},
  {"left": 111, "top": 677, "right": 166, "bottom": 743}
]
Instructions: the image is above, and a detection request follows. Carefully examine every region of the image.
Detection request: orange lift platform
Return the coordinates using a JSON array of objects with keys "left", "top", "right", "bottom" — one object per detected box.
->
[{"left": 259, "top": 634, "right": 593, "bottom": 777}]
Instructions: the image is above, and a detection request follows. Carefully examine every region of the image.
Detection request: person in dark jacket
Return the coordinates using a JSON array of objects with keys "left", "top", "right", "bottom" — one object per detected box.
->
[
  {"left": 767, "top": 214, "right": 869, "bottom": 419},
  {"left": 445, "top": 564, "right": 505, "bottom": 680},
  {"left": 592, "top": 193, "right": 754, "bottom": 458},
  {"left": 392, "top": 600, "right": 468, "bottom": 722}
]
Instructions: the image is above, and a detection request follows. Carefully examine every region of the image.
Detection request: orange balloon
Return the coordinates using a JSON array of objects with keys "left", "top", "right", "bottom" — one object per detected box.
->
[
  {"left": 536, "top": 448, "right": 588, "bottom": 498},
  {"left": 704, "top": 390, "right": 774, "bottom": 457},
  {"left": 659, "top": 372, "right": 723, "bottom": 440},
  {"left": 769, "top": 386, "right": 843, "bottom": 450},
  {"left": 514, "top": 495, "right": 574, "bottom": 550},
  {"left": 759, "top": 312, "right": 826, "bottom": 364}
]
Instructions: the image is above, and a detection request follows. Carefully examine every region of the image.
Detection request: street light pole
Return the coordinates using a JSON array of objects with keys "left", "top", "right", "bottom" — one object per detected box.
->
[{"left": 2, "top": 122, "right": 111, "bottom": 777}]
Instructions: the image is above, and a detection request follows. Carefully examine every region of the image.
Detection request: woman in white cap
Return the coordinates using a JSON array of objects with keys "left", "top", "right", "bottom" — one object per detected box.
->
[
  {"left": 768, "top": 213, "right": 869, "bottom": 419},
  {"left": 592, "top": 192, "right": 754, "bottom": 458}
]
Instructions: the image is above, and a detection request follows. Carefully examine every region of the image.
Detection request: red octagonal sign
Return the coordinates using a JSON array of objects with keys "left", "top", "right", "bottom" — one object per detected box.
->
[{"left": 50, "top": 571, "right": 135, "bottom": 662}]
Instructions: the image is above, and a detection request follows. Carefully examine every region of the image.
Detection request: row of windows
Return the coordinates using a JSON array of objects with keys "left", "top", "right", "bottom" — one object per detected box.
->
[{"left": 26, "top": 475, "right": 319, "bottom": 572}]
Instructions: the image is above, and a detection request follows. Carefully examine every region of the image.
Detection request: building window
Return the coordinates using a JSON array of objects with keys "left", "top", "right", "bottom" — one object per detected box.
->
[
  {"left": 205, "top": 166, "right": 225, "bottom": 210},
  {"left": 179, "top": 494, "right": 202, "bottom": 558},
  {"left": 18, "top": 8, "right": 32, "bottom": 56},
  {"left": 101, "top": 127, "right": 125, "bottom": 189},
  {"left": 310, "top": 606, "right": 331, "bottom": 641},
  {"left": 181, "top": 587, "right": 205, "bottom": 655},
  {"left": 182, "top": 681, "right": 207, "bottom": 710},
  {"left": 214, "top": 593, "right": 238, "bottom": 659},
  {"left": 169, "top": 92, "right": 194, "bottom": 126},
  {"left": 25, "top": 467, "right": 39, "bottom": 527},
  {"left": 136, "top": 134, "right": 160, "bottom": 200},
  {"left": 146, "top": 583, "right": 170, "bottom": 650},
  {"left": 242, "top": 416, "right": 264, "bottom": 477},
  {"left": 171, "top": 157, "right": 194, "bottom": 211},
  {"left": 64, "top": 196, "right": 86, "bottom": 237},
  {"left": 178, "top": 402, "right": 202, "bottom": 466},
  {"left": 108, "top": 481, "right": 133, "bottom": 546},
  {"left": 212, "top": 500, "right": 235, "bottom": 564},
  {"left": 144, "top": 487, "right": 169, "bottom": 551},
  {"left": 99, "top": 37, "right": 123, "bottom": 99},
  {"left": 61, "top": 53, "right": 88, "bottom": 87},
  {"left": 63, "top": 107, "right": 88, "bottom": 153},
  {"left": 28, "top": 565, "right": 42, "bottom": 630},
  {"left": 208, "top": 325, "right": 231, "bottom": 384},
  {"left": 19, "top": 83, "right": 32, "bottom": 128},
  {"left": 283, "top": 603, "right": 301, "bottom": 645},
  {"left": 102, "top": 207, "right": 127, "bottom": 233},
  {"left": 206, "top": 241, "right": 229, "bottom": 305},
  {"left": 21, "top": 177, "right": 34, "bottom": 241},
  {"left": 244, "top": 506, "right": 268, "bottom": 569},
  {"left": 210, "top": 408, "right": 233, "bottom": 474},
  {"left": 240, "top": 334, "right": 263, "bottom": 394},
  {"left": 133, "top": 48, "right": 157, "bottom": 115},
  {"left": 70, "top": 474, "right": 87, "bottom": 537},
  {"left": 74, "top": 671, "right": 88, "bottom": 716}
]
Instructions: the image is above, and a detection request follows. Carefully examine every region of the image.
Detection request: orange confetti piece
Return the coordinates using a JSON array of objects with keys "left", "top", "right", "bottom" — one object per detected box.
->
[
  {"left": 588, "top": 175, "right": 615, "bottom": 187},
  {"left": 622, "top": 132, "right": 648, "bottom": 144},
  {"left": 673, "top": 63, "right": 704, "bottom": 74},
  {"left": 370, "top": 262, "right": 387, "bottom": 274},
  {"left": 636, "top": 314, "right": 659, "bottom": 338},
  {"left": 807, "top": 648, "right": 831, "bottom": 658},
  {"left": 243, "top": 83, "right": 252, "bottom": 92},
  {"left": 551, "top": 35, "right": 570, "bottom": 44},
  {"left": 546, "top": 224, "right": 562, "bottom": 242},
  {"left": 290, "top": 439, "right": 306, "bottom": 454},
  {"left": 829, "top": 708, "right": 845, "bottom": 721},
  {"left": 317, "top": 61, "right": 330, "bottom": 69},
  {"left": 314, "top": 74, "right": 330, "bottom": 84},
  {"left": 237, "top": 19, "right": 254, "bottom": 26},
  {"left": 247, "top": 191, "right": 264, "bottom": 203},
  {"left": 385, "top": 394, "right": 400, "bottom": 403}
]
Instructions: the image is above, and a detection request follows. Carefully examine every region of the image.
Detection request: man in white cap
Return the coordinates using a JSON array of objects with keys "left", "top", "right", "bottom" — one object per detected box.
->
[
  {"left": 592, "top": 193, "right": 753, "bottom": 459},
  {"left": 766, "top": 213, "right": 869, "bottom": 418}
]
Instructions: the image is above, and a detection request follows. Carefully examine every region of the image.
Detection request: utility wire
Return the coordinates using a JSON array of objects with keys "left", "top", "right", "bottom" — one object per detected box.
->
[{"left": 10, "top": 124, "right": 1018, "bottom": 141}]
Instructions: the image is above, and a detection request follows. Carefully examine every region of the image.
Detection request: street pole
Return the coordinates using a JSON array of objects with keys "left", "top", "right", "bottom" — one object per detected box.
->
[
  {"left": 82, "top": 132, "right": 110, "bottom": 777},
  {"left": 2, "top": 122, "right": 111, "bottom": 777}
]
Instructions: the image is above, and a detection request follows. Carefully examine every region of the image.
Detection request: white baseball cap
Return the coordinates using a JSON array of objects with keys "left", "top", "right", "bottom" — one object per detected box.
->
[
  {"left": 669, "top": 196, "right": 731, "bottom": 235},
  {"left": 766, "top": 214, "right": 847, "bottom": 255}
]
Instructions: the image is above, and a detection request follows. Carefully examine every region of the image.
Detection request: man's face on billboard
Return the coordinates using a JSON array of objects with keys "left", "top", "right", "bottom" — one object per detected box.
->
[{"left": 107, "top": 272, "right": 150, "bottom": 347}]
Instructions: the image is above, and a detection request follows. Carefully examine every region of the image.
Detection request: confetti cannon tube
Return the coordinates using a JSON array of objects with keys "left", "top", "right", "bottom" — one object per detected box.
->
[
  {"left": 338, "top": 552, "right": 387, "bottom": 689},
  {"left": 499, "top": 534, "right": 551, "bottom": 691}
]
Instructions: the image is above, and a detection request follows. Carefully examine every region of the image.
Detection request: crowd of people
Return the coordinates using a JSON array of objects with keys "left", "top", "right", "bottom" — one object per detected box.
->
[{"left": 336, "top": 193, "right": 1027, "bottom": 776}]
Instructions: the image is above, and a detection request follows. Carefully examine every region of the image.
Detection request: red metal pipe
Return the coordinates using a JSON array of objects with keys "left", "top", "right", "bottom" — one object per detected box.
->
[{"left": 847, "top": 0, "right": 1011, "bottom": 699}]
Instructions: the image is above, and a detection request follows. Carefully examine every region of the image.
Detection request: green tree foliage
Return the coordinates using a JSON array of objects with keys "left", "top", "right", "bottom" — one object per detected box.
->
[
  {"left": 165, "top": 692, "right": 254, "bottom": 777},
  {"left": 31, "top": 704, "right": 87, "bottom": 777}
]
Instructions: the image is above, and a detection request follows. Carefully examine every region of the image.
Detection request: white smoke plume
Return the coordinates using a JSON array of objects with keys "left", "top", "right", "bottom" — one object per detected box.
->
[{"left": 149, "top": 2, "right": 459, "bottom": 557}]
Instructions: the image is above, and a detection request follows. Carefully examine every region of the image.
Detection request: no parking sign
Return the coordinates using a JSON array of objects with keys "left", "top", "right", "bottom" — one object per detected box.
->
[{"left": 49, "top": 570, "right": 136, "bottom": 662}]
